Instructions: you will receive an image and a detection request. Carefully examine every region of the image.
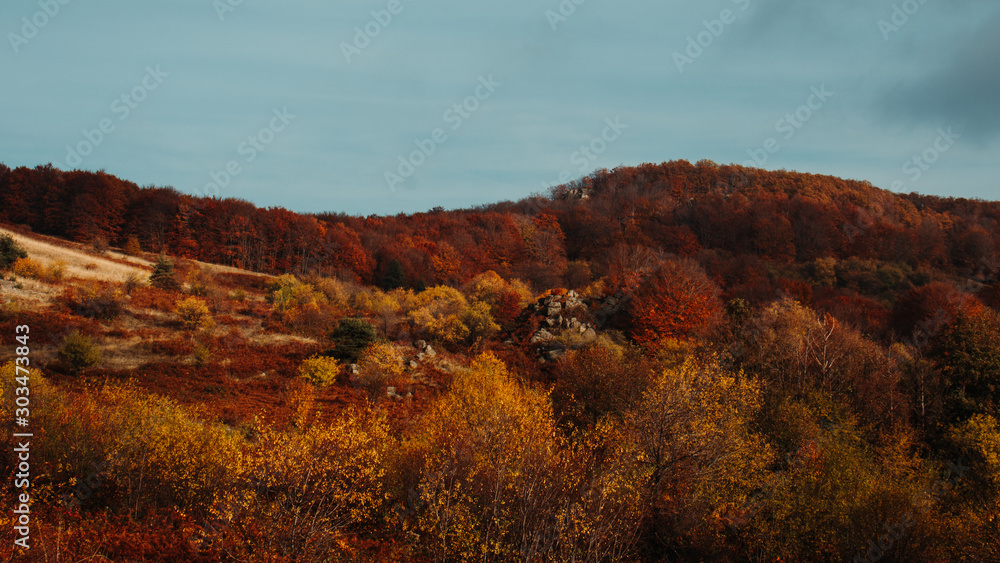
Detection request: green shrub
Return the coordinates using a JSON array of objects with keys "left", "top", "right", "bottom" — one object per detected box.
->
[
  {"left": 0, "top": 234, "right": 28, "bottom": 271},
  {"left": 327, "top": 318, "right": 378, "bottom": 363},
  {"left": 150, "top": 254, "right": 180, "bottom": 291},
  {"left": 59, "top": 331, "right": 103, "bottom": 374}
]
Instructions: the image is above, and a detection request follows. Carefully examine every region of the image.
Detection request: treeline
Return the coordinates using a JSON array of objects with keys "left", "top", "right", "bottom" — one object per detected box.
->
[{"left": 1, "top": 160, "right": 997, "bottom": 298}]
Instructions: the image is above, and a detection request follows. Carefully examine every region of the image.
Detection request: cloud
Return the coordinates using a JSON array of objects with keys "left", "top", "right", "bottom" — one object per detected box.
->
[{"left": 877, "top": 12, "right": 1000, "bottom": 142}]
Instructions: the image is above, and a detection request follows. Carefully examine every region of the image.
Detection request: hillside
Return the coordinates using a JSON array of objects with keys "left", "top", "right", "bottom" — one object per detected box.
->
[{"left": 1, "top": 162, "right": 998, "bottom": 562}]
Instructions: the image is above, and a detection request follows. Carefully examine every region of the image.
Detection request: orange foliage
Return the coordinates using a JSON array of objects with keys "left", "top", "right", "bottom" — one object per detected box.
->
[{"left": 628, "top": 258, "right": 723, "bottom": 348}]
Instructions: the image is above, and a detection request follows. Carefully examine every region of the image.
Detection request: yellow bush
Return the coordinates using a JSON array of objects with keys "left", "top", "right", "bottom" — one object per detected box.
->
[
  {"left": 461, "top": 301, "right": 500, "bottom": 346},
  {"left": 107, "top": 385, "right": 243, "bottom": 512},
  {"left": 298, "top": 355, "right": 342, "bottom": 388},
  {"left": 950, "top": 414, "right": 1000, "bottom": 487},
  {"left": 356, "top": 342, "right": 404, "bottom": 392},
  {"left": 268, "top": 274, "right": 325, "bottom": 313},
  {"left": 408, "top": 285, "right": 471, "bottom": 345},
  {"left": 411, "top": 353, "right": 574, "bottom": 560},
  {"left": 239, "top": 408, "right": 393, "bottom": 559},
  {"left": 175, "top": 297, "right": 212, "bottom": 330},
  {"left": 45, "top": 261, "right": 66, "bottom": 282},
  {"left": 12, "top": 257, "right": 44, "bottom": 279}
]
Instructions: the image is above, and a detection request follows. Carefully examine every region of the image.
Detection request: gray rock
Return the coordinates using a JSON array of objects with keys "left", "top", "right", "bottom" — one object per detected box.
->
[
  {"left": 387, "top": 386, "right": 396, "bottom": 396},
  {"left": 414, "top": 340, "right": 427, "bottom": 350},
  {"left": 547, "top": 349, "right": 566, "bottom": 361},
  {"left": 582, "top": 328, "right": 597, "bottom": 341},
  {"left": 409, "top": 360, "right": 418, "bottom": 369},
  {"left": 530, "top": 329, "right": 556, "bottom": 343},
  {"left": 425, "top": 345, "right": 436, "bottom": 357}
]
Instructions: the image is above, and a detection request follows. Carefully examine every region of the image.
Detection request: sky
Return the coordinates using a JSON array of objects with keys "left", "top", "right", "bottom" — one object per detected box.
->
[{"left": 1, "top": 0, "right": 998, "bottom": 216}]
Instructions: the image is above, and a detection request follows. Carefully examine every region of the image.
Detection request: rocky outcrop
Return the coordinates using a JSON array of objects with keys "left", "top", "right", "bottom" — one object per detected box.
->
[{"left": 526, "top": 290, "right": 598, "bottom": 362}]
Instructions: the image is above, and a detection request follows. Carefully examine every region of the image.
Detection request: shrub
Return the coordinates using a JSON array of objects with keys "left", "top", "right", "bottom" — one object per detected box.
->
[
  {"left": 59, "top": 331, "right": 103, "bottom": 374},
  {"left": 193, "top": 344, "right": 212, "bottom": 367},
  {"left": 149, "top": 254, "right": 180, "bottom": 291},
  {"left": 64, "top": 282, "right": 127, "bottom": 320},
  {"left": 175, "top": 297, "right": 212, "bottom": 330},
  {"left": 267, "top": 274, "right": 324, "bottom": 313},
  {"left": 230, "top": 288, "right": 247, "bottom": 303},
  {"left": 356, "top": 342, "right": 404, "bottom": 395},
  {"left": 186, "top": 267, "right": 218, "bottom": 297},
  {"left": 122, "top": 271, "right": 145, "bottom": 295},
  {"left": 0, "top": 234, "right": 27, "bottom": 270},
  {"left": 286, "top": 378, "right": 317, "bottom": 429},
  {"left": 12, "top": 257, "right": 44, "bottom": 279},
  {"left": 327, "top": 318, "right": 378, "bottom": 363},
  {"left": 45, "top": 261, "right": 66, "bottom": 282},
  {"left": 240, "top": 409, "right": 393, "bottom": 559},
  {"left": 298, "top": 355, "right": 342, "bottom": 388},
  {"left": 462, "top": 301, "right": 500, "bottom": 346},
  {"left": 408, "top": 285, "right": 471, "bottom": 346},
  {"left": 123, "top": 235, "right": 142, "bottom": 256}
]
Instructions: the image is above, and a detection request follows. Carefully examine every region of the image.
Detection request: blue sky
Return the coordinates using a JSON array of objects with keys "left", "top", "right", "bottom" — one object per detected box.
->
[{"left": 2, "top": 0, "right": 997, "bottom": 215}]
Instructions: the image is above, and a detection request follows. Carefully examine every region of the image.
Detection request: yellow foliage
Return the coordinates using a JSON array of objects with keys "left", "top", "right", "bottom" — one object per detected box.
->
[
  {"left": 463, "top": 270, "right": 508, "bottom": 304},
  {"left": 106, "top": 385, "right": 242, "bottom": 512},
  {"left": 240, "top": 408, "right": 393, "bottom": 557},
  {"left": 357, "top": 342, "right": 404, "bottom": 391},
  {"left": 175, "top": 296, "right": 212, "bottom": 329},
  {"left": 626, "top": 357, "right": 773, "bottom": 526},
  {"left": 461, "top": 301, "right": 500, "bottom": 346},
  {"left": 298, "top": 355, "right": 342, "bottom": 388},
  {"left": 12, "top": 257, "right": 44, "bottom": 279},
  {"left": 408, "top": 285, "right": 471, "bottom": 345},
  {"left": 409, "top": 353, "right": 646, "bottom": 561},
  {"left": 950, "top": 414, "right": 1000, "bottom": 487},
  {"left": 269, "top": 274, "right": 326, "bottom": 313}
]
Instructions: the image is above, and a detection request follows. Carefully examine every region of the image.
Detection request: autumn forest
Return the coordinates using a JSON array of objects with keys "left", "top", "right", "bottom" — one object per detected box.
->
[{"left": 1, "top": 159, "right": 999, "bottom": 562}]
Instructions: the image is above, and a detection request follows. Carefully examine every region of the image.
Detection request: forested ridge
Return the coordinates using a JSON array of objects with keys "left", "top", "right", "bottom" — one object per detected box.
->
[{"left": 2, "top": 160, "right": 997, "bottom": 293}]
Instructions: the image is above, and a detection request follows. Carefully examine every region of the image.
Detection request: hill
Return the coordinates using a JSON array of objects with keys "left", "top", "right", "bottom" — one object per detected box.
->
[{"left": 1, "top": 161, "right": 998, "bottom": 562}]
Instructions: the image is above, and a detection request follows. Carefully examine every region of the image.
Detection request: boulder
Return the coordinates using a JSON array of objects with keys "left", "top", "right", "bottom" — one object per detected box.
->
[
  {"left": 414, "top": 340, "right": 427, "bottom": 351},
  {"left": 425, "top": 345, "right": 436, "bottom": 357},
  {"left": 530, "top": 329, "right": 556, "bottom": 343}
]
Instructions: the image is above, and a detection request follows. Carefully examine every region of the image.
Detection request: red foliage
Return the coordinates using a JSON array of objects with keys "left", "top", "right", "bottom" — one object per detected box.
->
[
  {"left": 130, "top": 286, "right": 181, "bottom": 311},
  {"left": 891, "top": 282, "right": 976, "bottom": 344},
  {"left": 628, "top": 257, "right": 724, "bottom": 348}
]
